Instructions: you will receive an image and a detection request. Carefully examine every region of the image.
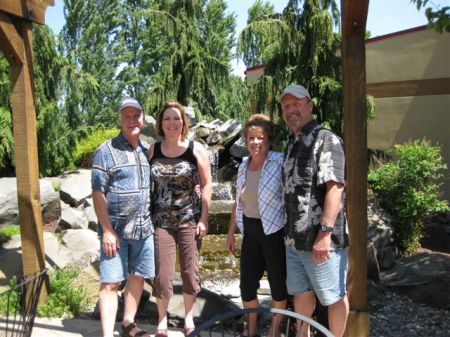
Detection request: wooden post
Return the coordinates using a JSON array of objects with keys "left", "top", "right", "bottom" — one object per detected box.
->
[
  {"left": 0, "top": 13, "right": 46, "bottom": 278},
  {"left": 341, "top": 1, "right": 370, "bottom": 336}
]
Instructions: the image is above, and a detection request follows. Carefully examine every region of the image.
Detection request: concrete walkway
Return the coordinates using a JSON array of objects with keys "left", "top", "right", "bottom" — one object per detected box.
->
[{"left": 31, "top": 318, "right": 185, "bottom": 337}]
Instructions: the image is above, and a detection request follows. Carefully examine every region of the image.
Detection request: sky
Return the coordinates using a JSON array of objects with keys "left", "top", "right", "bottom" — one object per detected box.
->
[{"left": 45, "top": 0, "right": 448, "bottom": 76}]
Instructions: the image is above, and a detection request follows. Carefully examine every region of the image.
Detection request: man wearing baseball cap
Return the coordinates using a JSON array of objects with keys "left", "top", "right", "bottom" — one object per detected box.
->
[
  {"left": 92, "top": 97, "right": 154, "bottom": 337},
  {"left": 280, "top": 85, "right": 349, "bottom": 337}
]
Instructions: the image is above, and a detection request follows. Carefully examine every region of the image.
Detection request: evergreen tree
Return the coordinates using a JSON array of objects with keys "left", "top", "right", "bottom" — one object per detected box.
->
[
  {"left": 0, "top": 56, "right": 14, "bottom": 176},
  {"left": 60, "top": 0, "right": 121, "bottom": 127},
  {"left": 238, "top": 0, "right": 343, "bottom": 133},
  {"left": 145, "top": 0, "right": 238, "bottom": 119},
  {"left": 33, "top": 24, "right": 77, "bottom": 176}
]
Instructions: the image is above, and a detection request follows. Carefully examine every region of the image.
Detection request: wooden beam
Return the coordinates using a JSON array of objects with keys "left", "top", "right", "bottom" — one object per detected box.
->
[
  {"left": 341, "top": 1, "right": 370, "bottom": 336},
  {"left": 366, "top": 78, "right": 450, "bottom": 98},
  {"left": 7, "top": 18, "right": 46, "bottom": 279},
  {"left": 0, "top": 0, "right": 54, "bottom": 25},
  {"left": 0, "top": 12, "right": 25, "bottom": 65}
]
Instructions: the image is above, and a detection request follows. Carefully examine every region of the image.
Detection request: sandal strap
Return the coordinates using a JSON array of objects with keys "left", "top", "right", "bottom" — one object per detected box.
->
[{"left": 122, "top": 322, "right": 150, "bottom": 337}]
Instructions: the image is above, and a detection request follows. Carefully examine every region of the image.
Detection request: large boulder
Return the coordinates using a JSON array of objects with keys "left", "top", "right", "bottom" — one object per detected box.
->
[
  {"left": 58, "top": 207, "right": 89, "bottom": 230},
  {"left": 82, "top": 198, "right": 99, "bottom": 232},
  {"left": 60, "top": 229, "right": 100, "bottom": 268},
  {"left": 367, "top": 200, "right": 396, "bottom": 270},
  {"left": 229, "top": 136, "right": 248, "bottom": 159},
  {"left": 141, "top": 114, "right": 157, "bottom": 142},
  {"left": 59, "top": 169, "right": 92, "bottom": 207},
  {"left": 0, "top": 177, "right": 60, "bottom": 227},
  {"left": 381, "top": 251, "right": 450, "bottom": 309}
]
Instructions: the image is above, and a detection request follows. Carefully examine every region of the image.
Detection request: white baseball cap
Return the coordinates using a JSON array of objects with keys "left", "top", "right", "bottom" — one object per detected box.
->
[
  {"left": 279, "top": 84, "right": 311, "bottom": 101},
  {"left": 118, "top": 97, "right": 143, "bottom": 112}
]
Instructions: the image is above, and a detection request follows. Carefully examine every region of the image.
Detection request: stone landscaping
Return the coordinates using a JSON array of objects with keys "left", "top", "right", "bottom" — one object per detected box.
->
[{"left": 1, "top": 115, "right": 449, "bottom": 335}]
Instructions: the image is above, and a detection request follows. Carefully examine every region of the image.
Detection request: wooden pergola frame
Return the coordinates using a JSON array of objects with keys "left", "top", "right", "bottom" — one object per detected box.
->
[
  {"left": 0, "top": 0, "right": 54, "bottom": 279},
  {"left": 0, "top": 1, "right": 369, "bottom": 335}
]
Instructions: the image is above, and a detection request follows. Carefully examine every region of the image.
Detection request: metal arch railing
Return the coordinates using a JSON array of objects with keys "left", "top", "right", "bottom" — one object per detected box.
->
[
  {"left": 188, "top": 307, "right": 334, "bottom": 337},
  {"left": 0, "top": 268, "right": 48, "bottom": 337}
]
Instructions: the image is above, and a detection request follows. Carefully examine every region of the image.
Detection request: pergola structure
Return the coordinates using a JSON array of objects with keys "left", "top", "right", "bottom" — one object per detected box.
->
[
  {"left": 0, "top": 1, "right": 369, "bottom": 335},
  {"left": 0, "top": 0, "right": 54, "bottom": 281}
]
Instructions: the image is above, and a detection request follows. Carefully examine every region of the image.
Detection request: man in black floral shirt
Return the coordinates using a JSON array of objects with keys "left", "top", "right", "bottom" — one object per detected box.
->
[{"left": 281, "top": 84, "right": 349, "bottom": 337}]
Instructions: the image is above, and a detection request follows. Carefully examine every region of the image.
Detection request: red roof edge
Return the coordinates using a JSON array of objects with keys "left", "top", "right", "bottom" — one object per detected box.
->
[
  {"left": 366, "top": 25, "right": 428, "bottom": 43},
  {"left": 244, "top": 63, "right": 267, "bottom": 75}
]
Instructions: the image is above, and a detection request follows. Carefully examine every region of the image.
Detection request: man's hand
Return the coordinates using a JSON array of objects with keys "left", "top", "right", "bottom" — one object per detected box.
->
[
  {"left": 196, "top": 220, "right": 208, "bottom": 240},
  {"left": 102, "top": 229, "right": 120, "bottom": 257},
  {"left": 312, "top": 231, "right": 331, "bottom": 263}
]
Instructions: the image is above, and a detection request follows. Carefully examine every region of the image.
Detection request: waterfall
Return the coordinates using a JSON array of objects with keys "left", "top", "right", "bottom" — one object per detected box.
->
[{"left": 207, "top": 148, "right": 219, "bottom": 183}]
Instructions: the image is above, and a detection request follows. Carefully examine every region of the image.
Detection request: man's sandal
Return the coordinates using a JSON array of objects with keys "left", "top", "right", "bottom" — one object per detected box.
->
[{"left": 121, "top": 322, "right": 151, "bottom": 337}]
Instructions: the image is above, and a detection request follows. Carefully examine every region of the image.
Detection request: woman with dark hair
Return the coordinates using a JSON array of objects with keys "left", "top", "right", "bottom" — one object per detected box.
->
[
  {"left": 226, "top": 114, "right": 287, "bottom": 337},
  {"left": 149, "top": 101, "right": 212, "bottom": 337}
]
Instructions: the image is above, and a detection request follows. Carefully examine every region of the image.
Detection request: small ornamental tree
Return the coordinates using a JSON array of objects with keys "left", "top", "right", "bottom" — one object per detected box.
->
[{"left": 368, "top": 139, "right": 449, "bottom": 254}]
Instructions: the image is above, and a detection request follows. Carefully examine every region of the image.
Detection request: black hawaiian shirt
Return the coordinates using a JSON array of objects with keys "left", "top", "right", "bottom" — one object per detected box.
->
[{"left": 283, "top": 120, "right": 349, "bottom": 251}]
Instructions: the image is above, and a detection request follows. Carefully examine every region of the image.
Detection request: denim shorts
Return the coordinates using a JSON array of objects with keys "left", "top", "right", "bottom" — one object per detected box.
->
[
  {"left": 286, "top": 245, "right": 348, "bottom": 306},
  {"left": 99, "top": 234, "right": 155, "bottom": 283}
]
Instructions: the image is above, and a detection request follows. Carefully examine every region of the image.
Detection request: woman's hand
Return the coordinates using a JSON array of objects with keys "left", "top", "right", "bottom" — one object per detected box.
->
[
  {"left": 193, "top": 184, "right": 202, "bottom": 197},
  {"left": 196, "top": 220, "right": 208, "bottom": 240},
  {"left": 226, "top": 232, "right": 235, "bottom": 254}
]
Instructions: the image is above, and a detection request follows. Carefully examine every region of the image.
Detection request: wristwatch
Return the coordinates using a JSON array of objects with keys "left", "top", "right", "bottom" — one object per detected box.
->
[{"left": 320, "top": 224, "right": 334, "bottom": 233}]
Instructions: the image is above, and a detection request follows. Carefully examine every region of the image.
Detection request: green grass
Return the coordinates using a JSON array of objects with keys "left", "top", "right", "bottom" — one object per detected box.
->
[{"left": 0, "top": 225, "right": 20, "bottom": 248}]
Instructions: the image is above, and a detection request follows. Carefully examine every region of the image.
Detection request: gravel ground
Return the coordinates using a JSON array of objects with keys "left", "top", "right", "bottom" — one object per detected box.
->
[
  {"left": 202, "top": 279, "right": 450, "bottom": 337},
  {"left": 369, "top": 291, "right": 450, "bottom": 337}
]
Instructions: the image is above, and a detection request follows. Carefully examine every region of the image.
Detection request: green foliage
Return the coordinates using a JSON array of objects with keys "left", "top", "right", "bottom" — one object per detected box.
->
[
  {"left": 141, "top": 0, "right": 238, "bottom": 119},
  {"left": 60, "top": 0, "right": 119, "bottom": 127},
  {"left": 237, "top": 0, "right": 346, "bottom": 133},
  {"left": 0, "top": 225, "right": 20, "bottom": 248},
  {"left": 33, "top": 24, "right": 80, "bottom": 177},
  {"left": 0, "top": 277, "right": 19, "bottom": 315},
  {"left": 73, "top": 128, "right": 120, "bottom": 167},
  {"left": 412, "top": 0, "right": 450, "bottom": 32},
  {"left": 368, "top": 139, "right": 449, "bottom": 254},
  {"left": 52, "top": 181, "right": 62, "bottom": 191},
  {"left": 0, "top": 54, "right": 14, "bottom": 176},
  {"left": 0, "top": 106, "right": 14, "bottom": 175},
  {"left": 37, "top": 268, "right": 88, "bottom": 317}
]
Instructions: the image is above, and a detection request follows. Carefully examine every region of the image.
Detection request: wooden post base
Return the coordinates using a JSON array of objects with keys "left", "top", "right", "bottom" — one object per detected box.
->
[{"left": 344, "top": 310, "right": 370, "bottom": 337}]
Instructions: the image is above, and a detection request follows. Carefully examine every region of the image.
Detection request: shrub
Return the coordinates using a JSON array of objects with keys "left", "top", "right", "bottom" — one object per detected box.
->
[
  {"left": 0, "top": 225, "right": 20, "bottom": 248},
  {"left": 73, "top": 128, "right": 119, "bottom": 168},
  {"left": 37, "top": 267, "right": 88, "bottom": 317},
  {"left": 0, "top": 277, "right": 19, "bottom": 315},
  {"left": 368, "top": 139, "right": 449, "bottom": 254},
  {"left": 52, "top": 181, "right": 62, "bottom": 191}
]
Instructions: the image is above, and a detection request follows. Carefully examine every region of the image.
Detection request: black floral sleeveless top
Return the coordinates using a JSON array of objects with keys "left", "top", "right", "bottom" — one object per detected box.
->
[{"left": 150, "top": 141, "right": 201, "bottom": 229}]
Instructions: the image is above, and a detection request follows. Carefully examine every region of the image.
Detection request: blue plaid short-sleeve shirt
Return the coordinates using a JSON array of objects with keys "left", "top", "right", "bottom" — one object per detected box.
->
[{"left": 91, "top": 133, "right": 153, "bottom": 240}]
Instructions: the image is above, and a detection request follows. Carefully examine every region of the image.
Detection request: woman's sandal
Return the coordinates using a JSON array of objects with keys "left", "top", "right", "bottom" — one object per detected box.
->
[
  {"left": 121, "top": 322, "right": 151, "bottom": 337},
  {"left": 184, "top": 326, "right": 195, "bottom": 336},
  {"left": 155, "top": 329, "right": 168, "bottom": 337}
]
